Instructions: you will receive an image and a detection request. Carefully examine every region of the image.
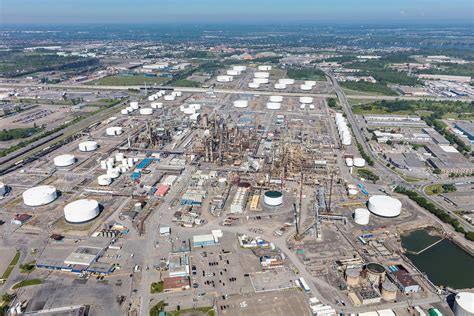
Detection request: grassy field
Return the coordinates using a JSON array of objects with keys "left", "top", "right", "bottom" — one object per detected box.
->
[
  {"left": 12, "top": 279, "right": 43, "bottom": 289},
  {"left": 286, "top": 68, "right": 326, "bottom": 81},
  {"left": 1, "top": 251, "right": 20, "bottom": 280},
  {"left": 341, "top": 82, "right": 399, "bottom": 96},
  {"left": 90, "top": 75, "right": 169, "bottom": 86},
  {"left": 167, "top": 306, "right": 215, "bottom": 316},
  {"left": 171, "top": 79, "right": 200, "bottom": 87},
  {"left": 150, "top": 281, "right": 164, "bottom": 294}
]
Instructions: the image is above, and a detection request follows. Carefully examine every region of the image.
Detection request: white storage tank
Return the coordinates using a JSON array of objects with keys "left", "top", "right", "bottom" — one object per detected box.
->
[
  {"left": 254, "top": 71, "right": 270, "bottom": 78},
  {"left": 64, "top": 199, "right": 100, "bottom": 224},
  {"left": 248, "top": 82, "right": 260, "bottom": 89},
  {"left": 183, "top": 107, "right": 196, "bottom": 115},
  {"left": 98, "top": 175, "right": 112, "bottom": 186},
  {"left": 54, "top": 154, "right": 75, "bottom": 167},
  {"left": 115, "top": 152, "right": 125, "bottom": 161},
  {"left": 305, "top": 80, "right": 317, "bottom": 86},
  {"left": 151, "top": 102, "right": 163, "bottom": 109},
  {"left": 164, "top": 95, "right": 176, "bottom": 101},
  {"left": 253, "top": 78, "right": 269, "bottom": 84},
  {"left": 126, "top": 106, "right": 134, "bottom": 112},
  {"left": 269, "top": 95, "right": 283, "bottom": 103},
  {"left": 345, "top": 158, "right": 354, "bottom": 167},
  {"left": 299, "top": 96, "right": 313, "bottom": 104},
  {"left": 100, "top": 160, "right": 107, "bottom": 170},
  {"left": 266, "top": 102, "right": 281, "bottom": 110},
  {"left": 226, "top": 69, "right": 241, "bottom": 76},
  {"left": 139, "top": 108, "right": 153, "bottom": 115},
  {"left": 172, "top": 91, "right": 182, "bottom": 97},
  {"left": 353, "top": 158, "right": 366, "bottom": 167},
  {"left": 217, "top": 75, "right": 233, "bottom": 82},
  {"left": 348, "top": 189, "right": 358, "bottom": 197},
  {"left": 107, "top": 168, "right": 121, "bottom": 179},
  {"left": 234, "top": 100, "right": 249, "bottom": 108},
  {"left": 23, "top": 185, "right": 58, "bottom": 207},
  {"left": 78, "top": 141, "right": 98, "bottom": 152},
  {"left": 300, "top": 84, "right": 312, "bottom": 91},
  {"left": 189, "top": 103, "right": 201, "bottom": 110},
  {"left": 274, "top": 83, "right": 286, "bottom": 90},
  {"left": 279, "top": 78, "right": 295, "bottom": 85},
  {"left": 264, "top": 191, "right": 283, "bottom": 206},
  {"left": 258, "top": 65, "right": 272, "bottom": 71},
  {"left": 106, "top": 126, "right": 123, "bottom": 136},
  {"left": 121, "top": 109, "right": 129, "bottom": 115},
  {"left": 130, "top": 102, "right": 139, "bottom": 110},
  {"left": 354, "top": 208, "right": 370, "bottom": 225},
  {"left": 454, "top": 292, "right": 474, "bottom": 316},
  {"left": 233, "top": 65, "right": 246, "bottom": 72},
  {"left": 0, "top": 182, "right": 6, "bottom": 196},
  {"left": 368, "top": 195, "right": 402, "bottom": 218}
]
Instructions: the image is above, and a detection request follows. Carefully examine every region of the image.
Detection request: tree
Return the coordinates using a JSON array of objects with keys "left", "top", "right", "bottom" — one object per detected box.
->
[{"left": 433, "top": 168, "right": 441, "bottom": 175}]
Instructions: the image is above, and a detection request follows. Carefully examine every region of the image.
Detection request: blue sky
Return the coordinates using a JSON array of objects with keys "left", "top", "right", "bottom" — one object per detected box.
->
[{"left": 0, "top": 0, "right": 473, "bottom": 24}]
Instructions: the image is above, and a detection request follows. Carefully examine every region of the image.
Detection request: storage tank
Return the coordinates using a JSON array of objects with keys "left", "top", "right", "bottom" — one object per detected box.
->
[
  {"left": 151, "top": 102, "right": 163, "bottom": 109},
  {"left": 248, "top": 82, "right": 260, "bottom": 89},
  {"left": 348, "top": 189, "right": 358, "bottom": 197},
  {"left": 381, "top": 281, "right": 398, "bottom": 301},
  {"left": 345, "top": 268, "right": 360, "bottom": 287},
  {"left": 300, "top": 84, "right": 312, "bottom": 91},
  {"left": 353, "top": 158, "right": 366, "bottom": 167},
  {"left": 299, "top": 104, "right": 306, "bottom": 110},
  {"left": 274, "top": 83, "right": 286, "bottom": 89},
  {"left": 305, "top": 80, "right": 317, "bottom": 86},
  {"left": 258, "top": 65, "right": 272, "bottom": 71},
  {"left": 121, "top": 109, "right": 129, "bottom": 115},
  {"left": 345, "top": 158, "right": 354, "bottom": 167},
  {"left": 264, "top": 191, "right": 283, "bottom": 206},
  {"left": 226, "top": 69, "right": 241, "bottom": 76},
  {"left": 266, "top": 102, "right": 281, "bottom": 110},
  {"left": 217, "top": 75, "right": 233, "bottom": 82},
  {"left": 279, "top": 78, "right": 295, "bottom": 85},
  {"left": 172, "top": 91, "right": 182, "bottom": 97},
  {"left": 23, "top": 185, "right": 58, "bottom": 207},
  {"left": 64, "top": 199, "right": 100, "bottom": 224},
  {"left": 139, "top": 108, "right": 153, "bottom": 115},
  {"left": 299, "top": 97, "right": 313, "bottom": 104},
  {"left": 253, "top": 78, "right": 269, "bottom": 84},
  {"left": 107, "top": 168, "right": 121, "bottom": 179},
  {"left": 115, "top": 152, "right": 125, "bottom": 161},
  {"left": 98, "top": 175, "right": 112, "bottom": 186},
  {"left": 0, "top": 182, "right": 6, "bottom": 196},
  {"left": 365, "top": 262, "right": 386, "bottom": 284},
  {"left": 183, "top": 107, "right": 196, "bottom": 115},
  {"left": 233, "top": 65, "right": 246, "bottom": 72},
  {"left": 189, "top": 103, "right": 201, "bottom": 110},
  {"left": 78, "top": 141, "right": 98, "bottom": 152},
  {"left": 130, "top": 101, "right": 139, "bottom": 109},
  {"left": 106, "top": 127, "right": 123, "bottom": 136},
  {"left": 100, "top": 160, "right": 107, "bottom": 170},
  {"left": 254, "top": 72, "right": 270, "bottom": 78},
  {"left": 54, "top": 154, "right": 75, "bottom": 167},
  {"left": 164, "top": 95, "right": 176, "bottom": 101},
  {"left": 234, "top": 100, "right": 249, "bottom": 108},
  {"left": 269, "top": 95, "right": 283, "bottom": 103},
  {"left": 354, "top": 208, "right": 370, "bottom": 225},
  {"left": 126, "top": 106, "right": 133, "bottom": 112},
  {"left": 368, "top": 195, "right": 402, "bottom": 218},
  {"left": 454, "top": 292, "right": 474, "bottom": 316}
]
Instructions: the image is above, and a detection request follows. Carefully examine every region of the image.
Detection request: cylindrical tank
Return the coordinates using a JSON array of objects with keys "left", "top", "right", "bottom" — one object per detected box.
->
[
  {"left": 299, "top": 97, "right": 313, "bottom": 104},
  {"left": 22, "top": 185, "right": 58, "bottom": 206},
  {"left": 151, "top": 102, "right": 163, "bottom": 109},
  {"left": 164, "top": 95, "right": 176, "bottom": 101},
  {"left": 274, "top": 83, "right": 286, "bottom": 89},
  {"left": 345, "top": 268, "right": 360, "bottom": 287},
  {"left": 121, "top": 109, "right": 129, "bottom": 115},
  {"left": 234, "top": 100, "right": 249, "bottom": 108},
  {"left": 126, "top": 106, "right": 134, "bottom": 112},
  {"left": 266, "top": 102, "right": 281, "bottom": 110},
  {"left": 107, "top": 168, "right": 121, "bottom": 179},
  {"left": 258, "top": 65, "right": 272, "bottom": 71},
  {"left": 78, "top": 141, "right": 98, "bottom": 152},
  {"left": 115, "top": 152, "right": 125, "bottom": 161},
  {"left": 248, "top": 82, "right": 260, "bottom": 89},
  {"left": 254, "top": 72, "right": 270, "bottom": 78},
  {"left": 345, "top": 158, "right": 354, "bottom": 167},
  {"left": 183, "top": 107, "right": 196, "bottom": 115},
  {"left": 134, "top": 202, "right": 143, "bottom": 212},
  {"left": 454, "top": 292, "right": 474, "bottom": 316},
  {"left": 381, "top": 281, "right": 398, "bottom": 301},
  {"left": 233, "top": 65, "right": 246, "bottom": 72},
  {"left": 305, "top": 80, "right": 317, "bottom": 86},
  {"left": 365, "top": 263, "right": 386, "bottom": 284},
  {"left": 348, "top": 189, "right": 358, "bottom": 197},
  {"left": 226, "top": 69, "right": 241, "bottom": 76},
  {"left": 130, "top": 101, "right": 139, "bottom": 109},
  {"left": 172, "top": 91, "right": 182, "bottom": 97},
  {"left": 0, "top": 182, "right": 6, "bottom": 196},
  {"left": 100, "top": 160, "right": 107, "bottom": 170},
  {"left": 279, "top": 78, "right": 295, "bottom": 85},
  {"left": 98, "top": 175, "right": 112, "bottom": 186},
  {"left": 354, "top": 208, "right": 370, "bottom": 225},
  {"left": 368, "top": 196, "right": 402, "bottom": 218},
  {"left": 189, "top": 103, "right": 201, "bottom": 110},
  {"left": 64, "top": 199, "right": 100, "bottom": 223},
  {"left": 300, "top": 84, "right": 313, "bottom": 91},
  {"left": 269, "top": 95, "right": 283, "bottom": 103},
  {"left": 54, "top": 154, "right": 75, "bottom": 167},
  {"left": 217, "top": 75, "right": 233, "bottom": 82},
  {"left": 264, "top": 191, "right": 283, "bottom": 206},
  {"left": 139, "top": 108, "right": 153, "bottom": 115},
  {"left": 353, "top": 158, "right": 366, "bottom": 167},
  {"left": 106, "top": 127, "right": 123, "bottom": 136},
  {"left": 253, "top": 78, "right": 269, "bottom": 84}
]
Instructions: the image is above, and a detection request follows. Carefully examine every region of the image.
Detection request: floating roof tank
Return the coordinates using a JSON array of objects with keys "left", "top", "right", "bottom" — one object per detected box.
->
[
  {"left": 266, "top": 102, "right": 281, "bottom": 110},
  {"left": 269, "top": 95, "right": 283, "bottom": 103},
  {"left": 454, "top": 292, "right": 474, "bottom": 316},
  {"left": 368, "top": 195, "right": 402, "bottom": 218},
  {"left": 381, "top": 281, "right": 398, "bottom": 301},
  {"left": 300, "top": 84, "right": 312, "bottom": 91},
  {"left": 23, "top": 185, "right": 58, "bottom": 206},
  {"left": 264, "top": 190, "right": 283, "bottom": 206},
  {"left": 98, "top": 175, "right": 112, "bottom": 186}
]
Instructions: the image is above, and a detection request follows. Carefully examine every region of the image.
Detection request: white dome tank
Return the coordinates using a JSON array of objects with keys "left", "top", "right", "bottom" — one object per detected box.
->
[
  {"left": 139, "top": 108, "right": 153, "bottom": 115},
  {"left": 258, "top": 65, "right": 272, "bottom": 71},
  {"left": 266, "top": 102, "right": 281, "bottom": 110},
  {"left": 299, "top": 96, "right": 313, "bottom": 104},
  {"left": 248, "top": 82, "right": 260, "bottom": 89},
  {"left": 368, "top": 195, "right": 402, "bottom": 218},
  {"left": 217, "top": 75, "right": 233, "bottom": 82},
  {"left": 23, "top": 185, "right": 58, "bottom": 207},
  {"left": 54, "top": 154, "right": 75, "bottom": 167},
  {"left": 78, "top": 141, "right": 98, "bottom": 152},
  {"left": 64, "top": 199, "right": 100, "bottom": 223},
  {"left": 234, "top": 100, "right": 249, "bottom": 108},
  {"left": 354, "top": 208, "right": 370, "bottom": 225},
  {"left": 274, "top": 83, "right": 286, "bottom": 89},
  {"left": 254, "top": 72, "right": 270, "bottom": 78},
  {"left": 130, "top": 102, "right": 139, "bottom": 110},
  {"left": 98, "top": 175, "right": 112, "bottom": 186},
  {"left": 106, "top": 127, "right": 123, "bottom": 136},
  {"left": 353, "top": 158, "right": 366, "bottom": 167},
  {"left": 269, "top": 95, "right": 283, "bottom": 103},
  {"left": 253, "top": 78, "right": 269, "bottom": 84},
  {"left": 454, "top": 292, "right": 474, "bottom": 316},
  {"left": 279, "top": 78, "right": 295, "bottom": 85},
  {"left": 164, "top": 95, "right": 176, "bottom": 101},
  {"left": 264, "top": 191, "right": 283, "bottom": 206},
  {"left": 300, "top": 84, "right": 313, "bottom": 91}
]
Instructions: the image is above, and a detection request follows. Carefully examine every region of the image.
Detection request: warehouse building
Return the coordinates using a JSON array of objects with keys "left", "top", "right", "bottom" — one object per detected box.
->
[{"left": 454, "top": 121, "right": 474, "bottom": 143}]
